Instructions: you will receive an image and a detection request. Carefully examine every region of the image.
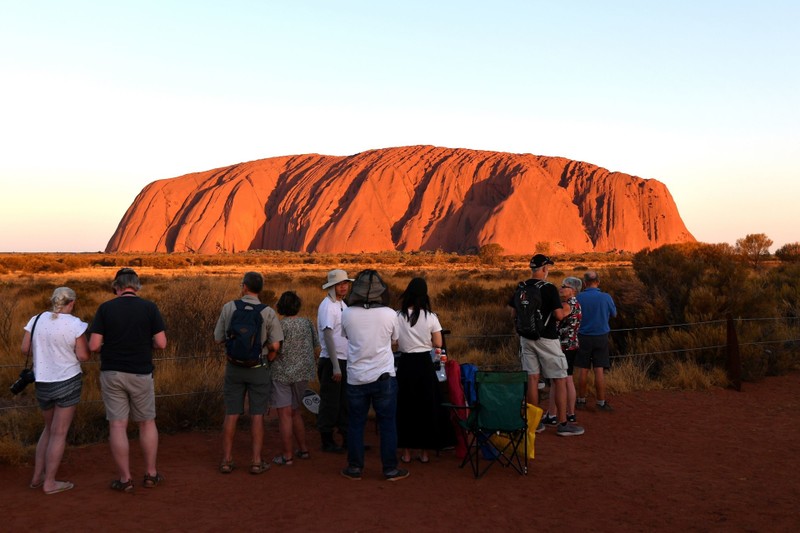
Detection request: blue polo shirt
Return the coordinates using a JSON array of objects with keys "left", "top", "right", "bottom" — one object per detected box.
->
[{"left": 576, "top": 287, "right": 616, "bottom": 335}]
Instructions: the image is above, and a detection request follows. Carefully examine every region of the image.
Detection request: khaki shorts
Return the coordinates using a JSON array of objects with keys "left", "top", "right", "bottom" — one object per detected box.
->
[
  {"left": 271, "top": 380, "right": 308, "bottom": 409},
  {"left": 519, "top": 337, "right": 568, "bottom": 379},
  {"left": 100, "top": 371, "right": 156, "bottom": 422}
]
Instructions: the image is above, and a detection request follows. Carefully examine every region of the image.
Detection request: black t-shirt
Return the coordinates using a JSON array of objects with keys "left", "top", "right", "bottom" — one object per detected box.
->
[
  {"left": 90, "top": 296, "right": 166, "bottom": 374},
  {"left": 508, "top": 279, "right": 562, "bottom": 339}
]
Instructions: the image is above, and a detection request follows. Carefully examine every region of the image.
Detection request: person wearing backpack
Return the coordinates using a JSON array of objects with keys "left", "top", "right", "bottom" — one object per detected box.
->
[
  {"left": 214, "top": 271, "right": 284, "bottom": 475},
  {"left": 509, "top": 254, "right": 584, "bottom": 436}
]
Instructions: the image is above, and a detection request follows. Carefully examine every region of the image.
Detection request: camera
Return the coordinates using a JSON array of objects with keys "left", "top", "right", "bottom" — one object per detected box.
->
[{"left": 10, "top": 368, "right": 35, "bottom": 395}]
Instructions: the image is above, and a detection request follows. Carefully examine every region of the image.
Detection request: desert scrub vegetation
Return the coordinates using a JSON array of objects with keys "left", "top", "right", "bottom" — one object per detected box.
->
[{"left": 1, "top": 246, "right": 798, "bottom": 463}]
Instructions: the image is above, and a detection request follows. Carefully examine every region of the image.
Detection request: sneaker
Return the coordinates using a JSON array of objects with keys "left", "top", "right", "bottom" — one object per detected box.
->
[
  {"left": 535, "top": 421, "right": 546, "bottom": 434},
  {"left": 542, "top": 413, "right": 559, "bottom": 426},
  {"left": 384, "top": 468, "right": 410, "bottom": 482},
  {"left": 340, "top": 467, "right": 362, "bottom": 480},
  {"left": 556, "top": 422, "right": 585, "bottom": 437},
  {"left": 596, "top": 401, "right": 614, "bottom": 412},
  {"left": 567, "top": 414, "right": 577, "bottom": 423}
]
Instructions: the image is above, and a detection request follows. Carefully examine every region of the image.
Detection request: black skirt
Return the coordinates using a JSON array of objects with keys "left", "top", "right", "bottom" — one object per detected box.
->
[{"left": 396, "top": 352, "right": 454, "bottom": 449}]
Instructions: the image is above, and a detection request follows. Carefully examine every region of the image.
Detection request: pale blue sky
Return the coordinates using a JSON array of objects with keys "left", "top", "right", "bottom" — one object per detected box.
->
[{"left": 1, "top": 1, "right": 797, "bottom": 252}]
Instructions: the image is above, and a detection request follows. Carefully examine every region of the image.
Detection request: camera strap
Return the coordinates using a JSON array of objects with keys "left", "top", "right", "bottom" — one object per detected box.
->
[{"left": 24, "top": 312, "right": 45, "bottom": 370}]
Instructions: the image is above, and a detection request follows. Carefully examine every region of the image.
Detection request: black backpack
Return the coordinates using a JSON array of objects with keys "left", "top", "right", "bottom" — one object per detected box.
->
[
  {"left": 225, "top": 300, "right": 267, "bottom": 366},
  {"left": 513, "top": 280, "right": 548, "bottom": 340}
]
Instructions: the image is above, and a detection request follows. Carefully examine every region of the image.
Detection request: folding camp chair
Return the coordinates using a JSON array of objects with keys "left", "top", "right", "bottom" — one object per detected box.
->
[{"left": 452, "top": 371, "right": 528, "bottom": 478}]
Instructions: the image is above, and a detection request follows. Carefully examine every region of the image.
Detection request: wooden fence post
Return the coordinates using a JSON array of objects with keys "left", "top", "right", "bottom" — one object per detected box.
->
[{"left": 726, "top": 313, "right": 742, "bottom": 391}]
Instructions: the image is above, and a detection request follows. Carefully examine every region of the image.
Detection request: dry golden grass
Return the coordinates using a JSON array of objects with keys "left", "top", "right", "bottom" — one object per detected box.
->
[{"left": 2, "top": 250, "right": 797, "bottom": 464}]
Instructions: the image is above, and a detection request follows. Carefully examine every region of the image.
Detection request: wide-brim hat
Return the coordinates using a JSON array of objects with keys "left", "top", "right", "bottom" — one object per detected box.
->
[
  {"left": 348, "top": 269, "right": 387, "bottom": 305},
  {"left": 322, "top": 269, "right": 354, "bottom": 289}
]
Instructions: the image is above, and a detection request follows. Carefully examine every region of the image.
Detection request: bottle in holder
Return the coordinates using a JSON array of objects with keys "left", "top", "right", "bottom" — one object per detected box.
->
[{"left": 436, "top": 347, "right": 447, "bottom": 382}]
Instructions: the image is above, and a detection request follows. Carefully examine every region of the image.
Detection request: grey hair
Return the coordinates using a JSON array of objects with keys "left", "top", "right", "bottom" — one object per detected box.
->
[
  {"left": 112, "top": 267, "right": 142, "bottom": 292},
  {"left": 50, "top": 287, "right": 76, "bottom": 317},
  {"left": 562, "top": 276, "right": 583, "bottom": 292}
]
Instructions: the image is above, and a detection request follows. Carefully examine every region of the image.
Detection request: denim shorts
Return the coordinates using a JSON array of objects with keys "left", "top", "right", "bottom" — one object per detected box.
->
[{"left": 36, "top": 373, "right": 83, "bottom": 410}]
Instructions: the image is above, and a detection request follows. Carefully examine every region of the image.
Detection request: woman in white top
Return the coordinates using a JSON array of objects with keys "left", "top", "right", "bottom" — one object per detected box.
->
[
  {"left": 21, "top": 287, "right": 90, "bottom": 494},
  {"left": 395, "top": 277, "right": 446, "bottom": 464}
]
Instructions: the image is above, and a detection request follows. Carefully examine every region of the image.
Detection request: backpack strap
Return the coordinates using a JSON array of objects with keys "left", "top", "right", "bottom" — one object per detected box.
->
[{"left": 533, "top": 280, "right": 554, "bottom": 327}]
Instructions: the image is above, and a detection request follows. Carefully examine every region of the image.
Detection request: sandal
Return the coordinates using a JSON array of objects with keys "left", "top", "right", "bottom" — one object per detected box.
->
[
  {"left": 219, "top": 459, "right": 235, "bottom": 474},
  {"left": 249, "top": 461, "right": 270, "bottom": 475},
  {"left": 44, "top": 480, "right": 74, "bottom": 495},
  {"left": 143, "top": 472, "right": 164, "bottom": 488},
  {"left": 273, "top": 455, "right": 294, "bottom": 466},
  {"left": 110, "top": 478, "right": 134, "bottom": 493},
  {"left": 295, "top": 449, "right": 311, "bottom": 460}
]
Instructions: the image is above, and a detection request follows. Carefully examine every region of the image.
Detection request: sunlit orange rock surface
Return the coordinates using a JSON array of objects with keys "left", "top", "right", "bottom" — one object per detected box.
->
[{"left": 106, "top": 146, "right": 695, "bottom": 254}]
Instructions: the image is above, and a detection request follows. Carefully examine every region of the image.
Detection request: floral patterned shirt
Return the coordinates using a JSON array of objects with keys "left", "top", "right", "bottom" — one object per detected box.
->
[
  {"left": 271, "top": 317, "right": 319, "bottom": 383},
  {"left": 558, "top": 297, "right": 582, "bottom": 352}
]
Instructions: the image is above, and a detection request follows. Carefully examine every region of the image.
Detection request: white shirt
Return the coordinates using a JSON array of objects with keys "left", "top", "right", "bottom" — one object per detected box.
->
[
  {"left": 341, "top": 306, "right": 399, "bottom": 385},
  {"left": 317, "top": 296, "right": 348, "bottom": 360},
  {"left": 25, "top": 312, "right": 87, "bottom": 383},
  {"left": 396, "top": 309, "right": 442, "bottom": 353}
]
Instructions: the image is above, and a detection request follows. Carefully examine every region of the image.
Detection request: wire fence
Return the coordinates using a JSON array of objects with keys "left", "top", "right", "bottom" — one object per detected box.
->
[{"left": 2, "top": 315, "right": 799, "bottom": 414}]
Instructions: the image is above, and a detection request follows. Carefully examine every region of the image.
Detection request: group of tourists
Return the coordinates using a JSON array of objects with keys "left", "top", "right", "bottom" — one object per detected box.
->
[
  {"left": 23, "top": 268, "right": 166, "bottom": 494},
  {"left": 511, "top": 254, "right": 617, "bottom": 436},
  {"left": 20, "top": 255, "right": 616, "bottom": 491}
]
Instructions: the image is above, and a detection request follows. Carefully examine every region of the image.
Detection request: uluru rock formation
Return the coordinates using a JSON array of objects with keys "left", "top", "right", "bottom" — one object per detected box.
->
[{"left": 106, "top": 146, "right": 695, "bottom": 255}]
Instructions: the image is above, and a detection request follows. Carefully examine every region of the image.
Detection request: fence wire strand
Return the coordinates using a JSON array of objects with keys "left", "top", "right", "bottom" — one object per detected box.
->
[{"left": 2, "top": 316, "right": 798, "bottom": 413}]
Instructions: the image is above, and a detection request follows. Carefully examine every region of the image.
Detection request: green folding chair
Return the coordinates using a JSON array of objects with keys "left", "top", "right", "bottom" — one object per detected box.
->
[{"left": 458, "top": 371, "right": 528, "bottom": 478}]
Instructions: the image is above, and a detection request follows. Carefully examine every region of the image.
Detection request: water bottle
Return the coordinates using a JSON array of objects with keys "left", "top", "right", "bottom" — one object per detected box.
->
[{"left": 436, "top": 347, "right": 447, "bottom": 382}]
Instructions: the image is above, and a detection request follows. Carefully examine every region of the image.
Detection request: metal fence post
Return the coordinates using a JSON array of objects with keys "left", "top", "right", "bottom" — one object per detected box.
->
[{"left": 726, "top": 313, "right": 742, "bottom": 391}]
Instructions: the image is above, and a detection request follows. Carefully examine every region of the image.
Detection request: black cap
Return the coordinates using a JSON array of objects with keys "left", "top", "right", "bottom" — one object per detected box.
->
[{"left": 529, "top": 254, "right": 554, "bottom": 268}]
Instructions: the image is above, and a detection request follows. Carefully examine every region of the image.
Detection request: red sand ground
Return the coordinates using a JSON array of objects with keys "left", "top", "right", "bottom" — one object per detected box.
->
[{"left": 4, "top": 373, "right": 799, "bottom": 532}]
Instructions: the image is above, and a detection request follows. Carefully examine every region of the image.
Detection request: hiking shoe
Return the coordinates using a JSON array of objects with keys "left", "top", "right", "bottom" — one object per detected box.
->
[
  {"left": 596, "top": 402, "right": 614, "bottom": 412},
  {"left": 542, "top": 414, "right": 559, "bottom": 426},
  {"left": 556, "top": 423, "right": 585, "bottom": 437},
  {"left": 384, "top": 468, "right": 410, "bottom": 482},
  {"left": 567, "top": 414, "right": 577, "bottom": 423},
  {"left": 340, "top": 467, "right": 362, "bottom": 480},
  {"left": 535, "top": 421, "right": 546, "bottom": 434}
]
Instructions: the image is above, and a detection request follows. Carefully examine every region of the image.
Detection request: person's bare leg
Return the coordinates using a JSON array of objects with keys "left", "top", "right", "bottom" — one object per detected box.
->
[
  {"left": 250, "top": 414, "right": 264, "bottom": 464},
  {"left": 138, "top": 419, "right": 159, "bottom": 476},
  {"left": 527, "top": 373, "right": 539, "bottom": 406},
  {"left": 31, "top": 408, "right": 54, "bottom": 487},
  {"left": 576, "top": 368, "right": 589, "bottom": 399},
  {"left": 42, "top": 405, "right": 77, "bottom": 492},
  {"left": 595, "top": 367, "right": 606, "bottom": 403},
  {"left": 546, "top": 381, "right": 557, "bottom": 418},
  {"left": 291, "top": 408, "right": 308, "bottom": 454},
  {"left": 277, "top": 406, "right": 293, "bottom": 459},
  {"left": 108, "top": 419, "right": 132, "bottom": 482},
  {"left": 554, "top": 378, "right": 568, "bottom": 424},
  {"left": 221, "top": 414, "right": 238, "bottom": 463},
  {"left": 566, "top": 376, "right": 576, "bottom": 416}
]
